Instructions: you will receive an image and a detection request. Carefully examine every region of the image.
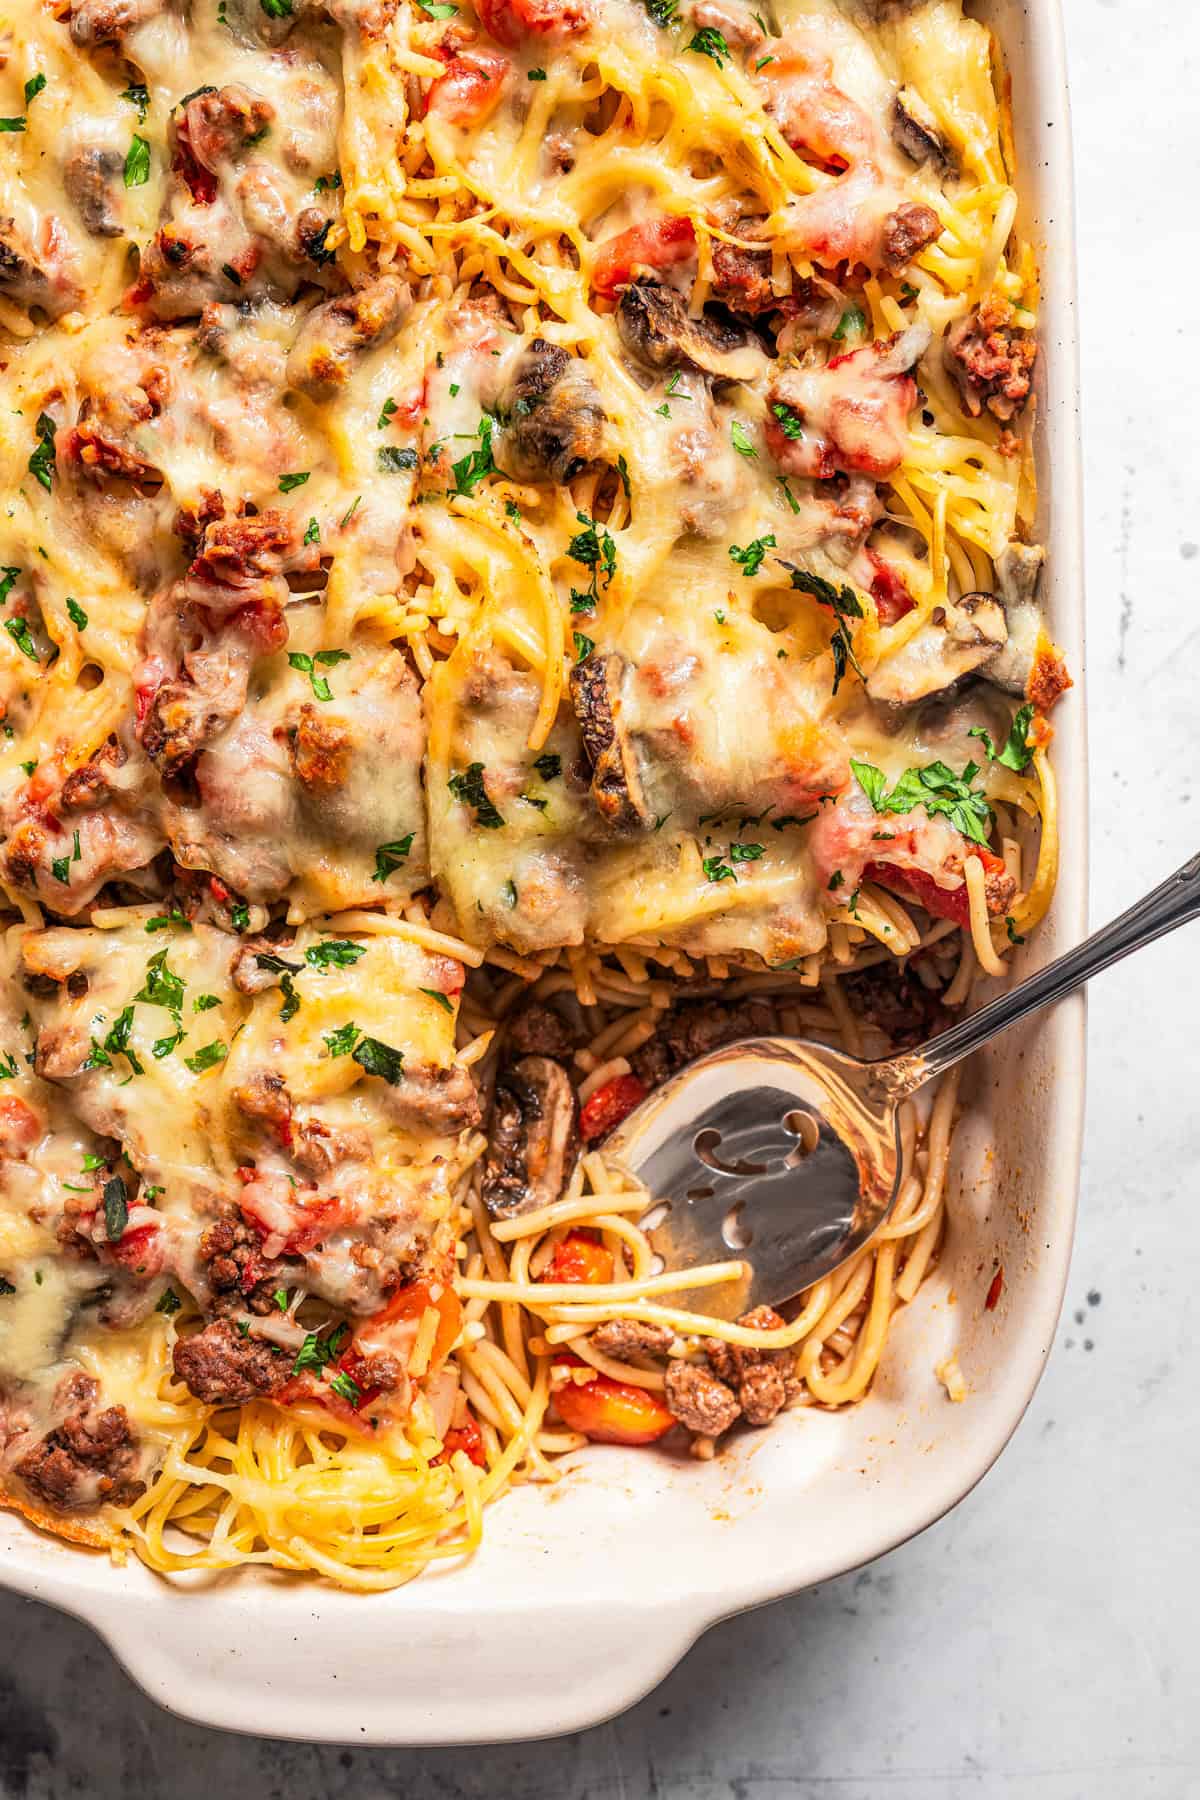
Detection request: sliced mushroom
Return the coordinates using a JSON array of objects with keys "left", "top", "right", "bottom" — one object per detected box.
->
[
  {"left": 891, "top": 88, "right": 951, "bottom": 169},
  {"left": 617, "top": 282, "right": 761, "bottom": 384},
  {"left": 64, "top": 147, "right": 125, "bottom": 237},
  {"left": 286, "top": 276, "right": 411, "bottom": 401},
  {"left": 482, "top": 1056, "right": 580, "bottom": 1219},
  {"left": 865, "top": 590, "right": 1008, "bottom": 707},
  {"left": 493, "top": 339, "right": 606, "bottom": 486},
  {"left": 986, "top": 542, "right": 1045, "bottom": 696},
  {"left": 570, "top": 653, "right": 653, "bottom": 832}
]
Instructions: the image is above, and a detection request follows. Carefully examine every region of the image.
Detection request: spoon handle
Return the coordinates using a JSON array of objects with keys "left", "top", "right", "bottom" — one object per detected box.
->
[{"left": 882, "top": 849, "right": 1200, "bottom": 1097}]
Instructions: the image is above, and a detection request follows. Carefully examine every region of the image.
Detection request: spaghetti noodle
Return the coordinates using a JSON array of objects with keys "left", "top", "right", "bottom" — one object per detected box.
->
[{"left": 0, "top": 0, "right": 1070, "bottom": 1588}]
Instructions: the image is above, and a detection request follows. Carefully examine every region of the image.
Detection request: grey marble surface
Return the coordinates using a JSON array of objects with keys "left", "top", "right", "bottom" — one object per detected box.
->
[{"left": 3, "top": 2, "right": 1199, "bottom": 1794}]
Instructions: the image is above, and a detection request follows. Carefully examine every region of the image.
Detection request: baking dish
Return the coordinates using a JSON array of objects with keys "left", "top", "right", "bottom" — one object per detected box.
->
[{"left": 0, "top": 0, "right": 1085, "bottom": 1743}]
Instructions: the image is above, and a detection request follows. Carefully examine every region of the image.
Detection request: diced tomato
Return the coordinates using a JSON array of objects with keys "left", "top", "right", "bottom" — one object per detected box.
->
[
  {"left": 426, "top": 46, "right": 510, "bottom": 126},
  {"left": 172, "top": 121, "right": 218, "bottom": 205},
  {"left": 476, "top": 0, "right": 592, "bottom": 46},
  {"left": 592, "top": 216, "right": 697, "bottom": 299},
  {"left": 435, "top": 1411, "right": 487, "bottom": 1468},
  {"left": 0, "top": 1097, "right": 40, "bottom": 1160},
  {"left": 544, "top": 1230, "right": 613, "bottom": 1286},
  {"left": 863, "top": 843, "right": 1010, "bottom": 929},
  {"left": 579, "top": 1074, "right": 647, "bottom": 1143},
  {"left": 553, "top": 1360, "right": 675, "bottom": 1446},
  {"left": 370, "top": 1280, "right": 463, "bottom": 1372},
  {"left": 107, "top": 1222, "right": 166, "bottom": 1277},
  {"left": 866, "top": 550, "right": 916, "bottom": 625},
  {"left": 985, "top": 1265, "right": 1004, "bottom": 1311}
]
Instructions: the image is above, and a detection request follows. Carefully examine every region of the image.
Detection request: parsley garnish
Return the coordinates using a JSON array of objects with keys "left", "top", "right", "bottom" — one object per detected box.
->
[
  {"left": 640, "top": 0, "right": 678, "bottom": 23},
  {"left": 528, "top": 66, "right": 547, "bottom": 80},
  {"left": 292, "top": 1323, "right": 348, "bottom": 1375},
  {"left": 730, "top": 419, "right": 757, "bottom": 458},
  {"left": 729, "top": 533, "right": 776, "bottom": 578},
  {"left": 193, "top": 994, "right": 219, "bottom": 1011},
  {"left": 832, "top": 304, "right": 867, "bottom": 342},
  {"left": 303, "top": 517, "right": 320, "bottom": 545},
  {"left": 146, "top": 907, "right": 190, "bottom": 932},
  {"left": 567, "top": 510, "right": 616, "bottom": 612},
  {"left": 778, "top": 563, "right": 865, "bottom": 694},
  {"left": 452, "top": 416, "right": 496, "bottom": 495},
  {"left": 378, "top": 445, "right": 419, "bottom": 474},
  {"left": 103, "top": 1006, "right": 144, "bottom": 1074},
  {"left": 448, "top": 763, "right": 504, "bottom": 829},
  {"left": 230, "top": 901, "right": 250, "bottom": 932},
  {"left": 776, "top": 477, "right": 801, "bottom": 515},
  {"left": 371, "top": 835, "right": 414, "bottom": 882},
  {"left": 687, "top": 25, "right": 730, "bottom": 65},
  {"left": 771, "top": 401, "right": 804, "bottom": 440},
  {"left": 124, "top": 134, "right": 150, "bottom": 187},
  {"left": 351, "top": 1035, "right": 405, "bottom": 1084},
  {"left": 65, "top": 597, "right": 87, "bottom": 630},
  {"left": 703, "top": 842, "right": 764, "bottom": 883},
  {"left": 121, "top": 82, "right": 149, "bottom": 121},
  {"left": 573, "top": 631, "right": 594, "bottom": 662},
  {"left": 329, "top": 1369, "right": 361, "bottom": 1404},
  {"left": 419, "top": 987, "right": 454, "bottom": 1014},
  {"left": 850, "top": 757, "right": 994, "bottom": 848},
  {"left": 969, "top": 702, "right": 1036, "bottom": 772},
  {"left": 533, "top": 752, "right": 561, "bottom": 781},
  {"left": 305, "top": 939, "right": 366, "bottom": 970},
  {"left": 278, "top": 471, "right": 310, "bottom": 493},
  {"left": 377, "top": 398, "right": 397, "bottom": 429},
  {"left": 323, "top": 1021, "right": 360, "bottom": 1058},
  {"left": 0, "top": 567, "right": 19, "bottom": 606},
  {"left": 156, "top": 1287, "right": 182, "bottom": 1314},
  {"left": 1006, "top": 917, "right": 1026, "bottom": 945},
  {"left": 24, "top": 74, "right": 46, "bottom": 105},
  {"left": 0, "top": 117, "right": 26, "bottom": 133},
  {"left": 184, "top": 1040, "right": 227, "bottom": 1074},
  {"left": 288, "top": 648, "right": 349, "bottom": 702},
  {"left": 135, "top": 949, "right": 185, "bottom": 1013},
  {"left": 28, "top": 412, "right": 56, "bottom": 492}
]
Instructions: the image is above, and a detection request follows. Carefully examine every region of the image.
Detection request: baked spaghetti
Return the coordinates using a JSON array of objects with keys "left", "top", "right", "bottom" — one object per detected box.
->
[{"left": 0, "top": 0, "right": 1069, "bottom": 1587}]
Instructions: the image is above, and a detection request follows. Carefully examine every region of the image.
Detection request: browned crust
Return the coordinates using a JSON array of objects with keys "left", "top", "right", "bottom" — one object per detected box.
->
[{"left": 0, "top": 1481, "right": 120, "bottom": 1551}]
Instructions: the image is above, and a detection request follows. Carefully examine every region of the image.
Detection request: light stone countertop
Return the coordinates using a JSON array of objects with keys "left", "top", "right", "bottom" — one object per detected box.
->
[{"left": 2, "top": 1, "right": 1198, "bottom": 1793}]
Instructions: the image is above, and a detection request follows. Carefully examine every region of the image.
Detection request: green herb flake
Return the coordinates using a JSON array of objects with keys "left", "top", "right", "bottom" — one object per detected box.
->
[
  {"left": 448, "top": 762, "right": 504, "bottom": 829},
  {"left": 278, "top": 471, "right": 310, "bottom": 493},
  {"left": 730, "top": 419, "right": 757, "bottom": 458},
  {"left": 573, "top": 630, "right": 594, "bottom": 662},
  {"left": 533, "top": 752, "right": 561, "bottom": 781},
  {"left": 770, "top": 400, "right": 804, "bottom": 440},
  {"left": 65, "top": 597, "right": 87, "bottom": 630},
  {"left": 728, "top": 533, "right": 776, "bottom": 579},
  {"left": 850, "top": 756, "right": 994, "bottom": 849},
  {"left": 124, "top": 134, "right": 151, "bottom": 188},
  {"left": 323, "top": 1021, "right": 360, "bottom": 1058},
  {"left": 184, "top": 1040, "right": 227, "bottom": 1075},
  {"left": 371, "top": 835, "right": 414, "bottom": 882},
  {"left": 419, "top": 987, "right": 454, "bottom": 1014},
  {"left": 351, "top": 1035, "right": 405, "bottom": 1085},
  {"left": 528, "top": 66, "right": 547, "bottom": 80},
  {"left": 451, "top": 416, "right": 496, "bottom": 496},
  {"left": 24, "top": 74, "right": 46, "bottom": 105},
  {"left": 28, "top": 411, "right": 56, "bottom": 493},
  {"left": 303, "top": 517, "right": 320, "bottom": 545},
  {"left": 969, "top": 702, "right": 1036, "bottom": 772},
  {"left": 832, "top": 303, "right": 867, "bottom": 342},
  {"left": 193, "top": 993, "right": 220, "bottom": 1012},
  {"left": 156, "top": 1286, "right": 182, "bottom": 1314},
  {"left": 120, "top": 81, "right": 149, "bottom": 121},
  {"left": 687, "top": 25, "right": 730, "bottom": 65}
]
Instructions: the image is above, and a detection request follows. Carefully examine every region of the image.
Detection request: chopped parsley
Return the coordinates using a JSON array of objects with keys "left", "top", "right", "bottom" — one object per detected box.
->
[
  {"left": 103, "top": 1006, "right": 143, "bottom": 1074},
  {"left": 193, "top": 994, "right": 220, "bottom": 1012},
  {"left": 640, "top": 0, "right": 678, "bottom": 23},
  {"left": 328, "top": 1369, "right": 361, "bottom": 1405},
  {"left": 28, "top": 411, "right": 56, "bottom": 492},
  {"left": 371, "top": 835, "right": 414, "bottom": 882},
  {"left": 184, "top": 1040, "right": 227, "bottom": 1075},
  {"left": 832, "top": 304, "right": 867, "bottom": 342},
  {"left": 778, "top": 563, "right": 866, "bottom": 694},
  {"left": 448, "top": 762, "right": 504, "bottom": 829},
  {"left": 687, "top": 25, "right": 730, "bottom": 65},
  {"left": 135, "top": 949, "right": 185, "bottom": 1013},
  {"left": 416, "top": 0, "right": 458, "bottom": 14},
  {"left": 1006, "top": 917, "right": 1026, "bottom": 945},
  {"left": 121, "top": 81, "right": 149, "bottom": 121},
  {"left": 0, "top": 567, "right": 19, "bottom": 606},
  {"left": 278, "top": 471, "right": 310, "bottom": 493},
  {"left": 776, "top": 477, "right": 801, "bottom": 515},
  {"left": 378, "top": 446, "right": 419, "bottom": 473},
  {"left": 969, "top": 702, "right": 1036, "bottom": 772},
  {"left": 451, "top": 416, "right": 496, "bottom": 495},
  {"left": 533, "top": 752, "right": 561, "bottom": 781},
  {"left": 616, "top": 452, "right": 631, "bottom": 498},
  {"left": 850, "top": 757, "right": 994, "bottom": 848},
  {"left": 703, "top": 842, "right": 765, "bottom": 883},
  {"left": 771, "top": 401, "right": 804, "bottom": 440},
  {"left": 729, "top": 533, "right": 776, "bottom": 578},
  {"left": 0, "top": 117, "right": 25, "bottom": 133},
  {"left": 6, "top": 617, "right": 39, "bottom": 663},
  {"left": 377, "top": 398, "right": 398, "bottom": 429},
  {"left": 146, "top": 907, "right": 190, "bottom": 932},
  {"left": 304, "top": 517, "right": 320, "bottom": 545},
  {"left": 305, "top": 939, "right": 366, "bottom": 971},
  {"left": 730, "top": 419, "right": 757, "bottom": 458},
  {"left": 124, "top": 134, "right": 150, "bottom": 187},
  {"left": 24, "top": 74, "right": 46, "bottom": 105},
  {"left": 0, "top": 1052, "right": 19, "bottom": 1079},
  {"left": 419, "top": 987, "right": 454, "bottom": 1014},
  {"left": 567, "top": 510, "right": 616, "bottom": 612},
  {"left": 156, "top": 1287, "right": 182, "bottom": 1314},
  {"left": 351, "top": 1035, "right": 405, "bottom": 1085},
  {"left": 573, "top": 630, "right": 594, "bottom": 662},
  {"left": 231, "top": 900, "right": 250, "bottom": 933},
  {"left": 292, "top": 1322, "right": 348, "bottom": 1375},
  {"left": 323, "top": 1021, "right": 360, "bottom": 1058},
  {"left": 528, "top": 66, "right": 547, "bottom": 80},
  {"left": 288, "top": 647, "right": 349, "bottom": 702},
  {"left": 0, "top": 1276, "right": 15, "bottom": 1295},
  {"left": 65, "top": 597, "right": 87, "bottom": 630}
]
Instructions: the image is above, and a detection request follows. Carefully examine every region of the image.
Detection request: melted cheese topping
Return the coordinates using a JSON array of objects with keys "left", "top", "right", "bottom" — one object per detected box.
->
[{"left": 0, "top": 0, "right": 1063, "bottom": 1574}]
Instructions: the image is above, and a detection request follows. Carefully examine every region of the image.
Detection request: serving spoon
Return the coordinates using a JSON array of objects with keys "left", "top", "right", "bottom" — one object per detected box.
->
[{"left": 604, "top": 850, "right": 1200, "bottom": 1320}]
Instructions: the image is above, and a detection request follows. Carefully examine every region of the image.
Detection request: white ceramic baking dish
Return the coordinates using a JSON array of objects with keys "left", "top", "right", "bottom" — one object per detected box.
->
[{"left": 0, "top": 0, "right": 1085, "bottom": 1744}]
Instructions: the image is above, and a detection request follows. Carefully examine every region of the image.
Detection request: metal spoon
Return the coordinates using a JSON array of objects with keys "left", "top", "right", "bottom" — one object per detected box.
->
[{"left": 604, "top": 850, "right": 1200, "bottom": 1320}]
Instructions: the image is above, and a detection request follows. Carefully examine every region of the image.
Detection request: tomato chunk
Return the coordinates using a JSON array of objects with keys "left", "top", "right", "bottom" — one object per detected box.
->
[
  {"left": 436, "top": 1411, "right": 487, "bottom": 1468},
  {"left": 477, "top": 0, "right": 592, "bottom": 45},
  {"left": 863, "top": 843, "right": 1010, "bottom": 929},
  {"left": 579, "top": 1074, "right": 647, "bottom": 1143},
  {"left": 592, "top": 216, "right": 697, "bottom": 298},
  {"left": 426, "top": 46, "right": 509, "bottom": 125},
  {"left": 545, "top": 1230, "right": 613, "bottom": 1286},
  {"left": 0, "top": 1097, "right": 40, "bottom": 1159},
  {"left": 866, "top": 549, "right": 916, "bottom": 625},
  {"left": 553, "top": 1363, "right": 675, "bottom": 1446}
]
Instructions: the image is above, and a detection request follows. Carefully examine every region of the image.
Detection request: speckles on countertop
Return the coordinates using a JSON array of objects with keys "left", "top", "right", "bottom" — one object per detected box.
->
[{"left": 2, "top": 3, "right": 1200, "bottom": 1796}]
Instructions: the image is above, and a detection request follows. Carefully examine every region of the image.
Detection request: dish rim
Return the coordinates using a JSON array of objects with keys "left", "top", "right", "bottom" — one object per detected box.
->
[{"left": 0, "top": 0, "right": 1086, "bottom": 1745}]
